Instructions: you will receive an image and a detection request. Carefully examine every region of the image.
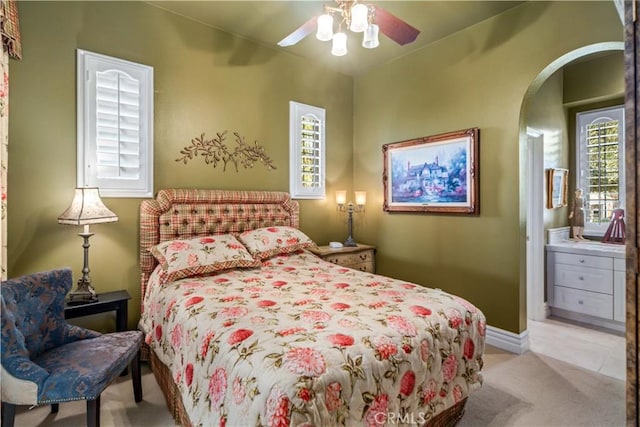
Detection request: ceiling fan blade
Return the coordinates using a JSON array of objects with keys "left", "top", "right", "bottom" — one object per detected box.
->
[
  {"left": 374, "top": 7, "right": 420, "bottom": 46},
  {"left": 278, "top": 16, "right": 318, "bottom": 47}
]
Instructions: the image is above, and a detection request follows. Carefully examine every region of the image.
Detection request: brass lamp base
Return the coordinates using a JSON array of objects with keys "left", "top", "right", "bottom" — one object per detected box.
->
[
  {"left": 343, "top": 237, "right": 357, "bottom": 247},
  {"left": 343, "top": 203, "right": 358, "bottom": 247},
  {"left": 67, "top": 278, "right": 98, "bottom": 305},
  {"left": 66, "top": 230, "right": 99, "bottom": 306}
]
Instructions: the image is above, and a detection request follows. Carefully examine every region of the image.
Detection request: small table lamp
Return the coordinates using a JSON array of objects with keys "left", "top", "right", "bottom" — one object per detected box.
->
[
  {"left": 336, "top": 190, "right": 366, "bottom": 247},
  {"left": 58, "top": 187, "right": 118, "bottom": 305}
]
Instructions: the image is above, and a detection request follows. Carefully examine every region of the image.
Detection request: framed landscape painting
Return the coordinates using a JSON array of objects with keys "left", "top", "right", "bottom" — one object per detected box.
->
[{"left": 382, "top": 128, "right": 479, "bottom": 214}]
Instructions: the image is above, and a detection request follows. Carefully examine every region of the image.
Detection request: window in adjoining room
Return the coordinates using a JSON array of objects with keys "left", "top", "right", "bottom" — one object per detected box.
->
[
  {"left": 289, "top": 101, "right": 325, "bottom": 200},
  {"left": 576, "top": 105, "right": 625, "bottom": 235},
  {"left": 77, "top": 49, "right": 154, "bottom": 198}
]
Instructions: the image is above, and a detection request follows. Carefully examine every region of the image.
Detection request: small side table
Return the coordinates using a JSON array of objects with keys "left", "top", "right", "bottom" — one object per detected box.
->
[
  {"left": 64, "top": 290, "right": 131, "bottom": 332},
  {"left": 309, "top": 244, "right": 376, "bottom": 273}
]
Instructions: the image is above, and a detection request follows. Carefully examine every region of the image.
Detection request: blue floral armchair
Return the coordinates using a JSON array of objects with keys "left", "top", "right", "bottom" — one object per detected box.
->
[{"left": 1, "top": 268, "right": 143, "bottom": 427}]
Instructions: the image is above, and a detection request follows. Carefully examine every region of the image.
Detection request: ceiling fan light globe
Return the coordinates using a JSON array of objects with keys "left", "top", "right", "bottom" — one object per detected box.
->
[
  {"left": 349, "top": 4, "right": 369, "bottom": 33},
  {"left": 362, "top": 24, "right": 379, "bottom": 49},
  {"left": 331, "top": 32, "right": 348, "bottom": 56},
  {"left": 316, "top": 14, "right": 334, "bottom": 41}
]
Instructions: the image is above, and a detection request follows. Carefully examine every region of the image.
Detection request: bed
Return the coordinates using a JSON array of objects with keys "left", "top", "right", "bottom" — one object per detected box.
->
[{"left": 138, "top": 189, "right": 485, "bottom": 426}]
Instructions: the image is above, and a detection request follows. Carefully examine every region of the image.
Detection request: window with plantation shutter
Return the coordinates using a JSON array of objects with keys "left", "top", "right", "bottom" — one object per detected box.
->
[
  {"left": 77, "top": 50, "right": 153, "bottom": 198},
  {"left": 289, "top": 101, "right": 325, "bottom": 199},
  {"left": 576, "top": 105, "right": 625, "bottom": 235}
]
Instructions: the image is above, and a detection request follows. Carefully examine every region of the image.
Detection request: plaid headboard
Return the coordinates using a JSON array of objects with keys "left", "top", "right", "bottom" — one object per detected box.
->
[{"left": 139, "top": 189, "right": 299, "bottom": 297}]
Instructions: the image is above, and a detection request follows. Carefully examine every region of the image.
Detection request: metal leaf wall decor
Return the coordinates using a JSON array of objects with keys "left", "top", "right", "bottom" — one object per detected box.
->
[{"left": 176, "top": 131, "right": 276, "bottom": 172}]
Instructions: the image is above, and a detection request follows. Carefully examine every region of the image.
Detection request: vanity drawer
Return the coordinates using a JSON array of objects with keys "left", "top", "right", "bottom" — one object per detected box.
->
[
  {"left": 554, "top": 263, "right": 612, "bottom": 294},
  {"left": 554, "top": 286, "right": 613, "bottom": 319},
  {"left": 614, "top": 258, "right": 625, "bottom": 271},
  {"left": 555, "top": 252, "right": 613, "bottom": 269}
]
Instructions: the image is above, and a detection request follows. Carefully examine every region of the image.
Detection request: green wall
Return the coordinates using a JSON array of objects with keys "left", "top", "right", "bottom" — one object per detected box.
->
[
  {"left": 352, "top": 1, "right": 622, "bottom": 333},
  {"left": 529, "top": 70, "right": 569, "bottom": 231},
  {"left": 8, "top": 1, "right": 353, "bottom": 329},
  {"left": 564, "top": 52, "right": 625, "bottom": 106}
]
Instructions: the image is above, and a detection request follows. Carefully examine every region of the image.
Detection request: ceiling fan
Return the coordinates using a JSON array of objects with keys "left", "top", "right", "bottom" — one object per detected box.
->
[{"left": 277, "top": 0, "right": 420, "bottom": 56}]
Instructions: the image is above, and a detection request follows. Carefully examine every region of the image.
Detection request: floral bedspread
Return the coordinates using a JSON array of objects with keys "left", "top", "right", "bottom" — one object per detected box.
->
[{"left": 139, "top": 251, "right": 485, "bottom": 427}]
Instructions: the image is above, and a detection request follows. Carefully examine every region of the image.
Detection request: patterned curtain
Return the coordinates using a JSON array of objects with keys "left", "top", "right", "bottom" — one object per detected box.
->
[{"left": 0, "top": 0, "right": 21, "bottom": 280}]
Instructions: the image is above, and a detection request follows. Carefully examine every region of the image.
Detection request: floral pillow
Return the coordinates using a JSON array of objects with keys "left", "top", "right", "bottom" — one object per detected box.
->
[
  {"left": 238, "top": 226, "right": 316, "bottom": 260},
  {"left": 150, "top": 234, "right": 260, "bottom": 283}
]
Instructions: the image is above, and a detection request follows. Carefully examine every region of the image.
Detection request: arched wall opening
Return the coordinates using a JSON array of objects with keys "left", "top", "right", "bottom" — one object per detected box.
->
[{"left": 519, "top": 41, "right": 625, "bottom": 332}]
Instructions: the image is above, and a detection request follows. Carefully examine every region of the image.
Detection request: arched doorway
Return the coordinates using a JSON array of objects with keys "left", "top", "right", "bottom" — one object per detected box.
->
[{"left": 520, "top": 41, "right": 625, "bottom": 327}]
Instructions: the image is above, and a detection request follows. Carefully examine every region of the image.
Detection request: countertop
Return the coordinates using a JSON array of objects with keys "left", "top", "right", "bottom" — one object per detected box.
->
[{"left": 546, "top": 239, "right": 626, "bottom": 258}]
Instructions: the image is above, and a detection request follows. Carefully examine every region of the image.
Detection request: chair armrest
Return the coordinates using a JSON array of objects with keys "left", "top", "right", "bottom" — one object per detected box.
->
[
  {"left": 59, "top": 324, "right": 102, "bottom": 344},
  {"left": 1, "top": 353, "right": 49, "bottom": 405},
  {"left": 2, "top": 352, "right": 49, "bottom": 382}
]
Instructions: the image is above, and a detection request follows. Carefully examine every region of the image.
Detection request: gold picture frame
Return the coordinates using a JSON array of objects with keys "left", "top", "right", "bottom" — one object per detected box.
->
[
  {"left": 546, "top": 168, "right": 568, "bottom": 209},
  {"left": 382, "top": 128, "right": 479, "bottom": 215}
]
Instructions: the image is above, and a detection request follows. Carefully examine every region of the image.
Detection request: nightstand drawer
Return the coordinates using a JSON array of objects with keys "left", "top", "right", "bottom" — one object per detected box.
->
[
  {"left": 555, "top": 252, "right": 613, "bottom": 269},
  {"left": 348, "top": 261, "right": 375, "bottom": 273},
  {"left": 309, "top": 244, "right": 376, "bottom": 273},
  {"left": 554, "top": 263, "right": 613, "bottom": 294},
  {"left": 324, "top": 250, "right": 374, "bottom": 267},
  {"left": 554, "top": 286, "right": 613, "bottom": 319}
]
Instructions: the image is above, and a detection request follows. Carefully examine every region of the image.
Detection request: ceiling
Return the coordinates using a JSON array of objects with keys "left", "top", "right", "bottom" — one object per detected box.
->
[{"left": 147, "top": 1, "right": 525, "bottom": 76}]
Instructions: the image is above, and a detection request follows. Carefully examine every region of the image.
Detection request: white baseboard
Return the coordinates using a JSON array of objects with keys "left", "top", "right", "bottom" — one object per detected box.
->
[{"left": 485, "top": 325, "right": 530, "bottom": 354}]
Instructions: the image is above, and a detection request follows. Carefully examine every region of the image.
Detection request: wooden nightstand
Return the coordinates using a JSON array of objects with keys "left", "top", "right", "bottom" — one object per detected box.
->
[
  {"left": 309, "top": 244, "right": 376, "bottom": 273},
  {"left": 64, "top": 290, "right": 131, "bottom": 332}
]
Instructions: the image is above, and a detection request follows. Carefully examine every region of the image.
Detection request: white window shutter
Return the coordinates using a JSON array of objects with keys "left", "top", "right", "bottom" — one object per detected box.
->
[
  {"left": 77, "top": 49, "right": 153, "bottom": 198},
  {"left": 289, "top": 101, "right": 326, "bottom": 199}
]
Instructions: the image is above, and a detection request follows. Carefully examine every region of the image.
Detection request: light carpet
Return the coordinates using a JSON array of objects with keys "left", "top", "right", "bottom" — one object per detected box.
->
[
  {"left": 11, "top": 345, "right": 625, "bottom": 426},
  {"left": 459, "top": 346, "right": 625, "bottom": 427}
]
